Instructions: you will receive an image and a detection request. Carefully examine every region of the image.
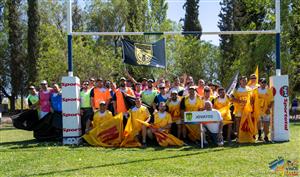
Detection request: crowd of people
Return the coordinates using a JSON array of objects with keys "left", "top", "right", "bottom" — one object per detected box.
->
[{"left": 27, "top": 71, "right": 274, "bottom": 147}]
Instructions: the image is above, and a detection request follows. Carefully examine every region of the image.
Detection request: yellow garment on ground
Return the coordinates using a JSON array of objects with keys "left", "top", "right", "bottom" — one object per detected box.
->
[
  {"left": 184, "top": 96, "right": 204, "bottom": 141},
  {"left": 153, "top": 112, "right": 172, "bottom": 129},
  {"left": 238, "top": 94, "right": 256, "bottom": 143},
  {"left": 166, "top": 98, "right": 181, "bottom": 122},
  {"left": 83, "top": 113, "right": 123, "bottom": 147},
  {"left": 92, "top": 110, "right": 113, "bottom": 128},
  {"left": 120, "top": 106, "right": 150, "bottom": 147},
  {"left": 214, "top": 96, "right": 232, "bottom": 125},
  {"left": 136, "top": 119, "right": 184, "bottom": 147}
]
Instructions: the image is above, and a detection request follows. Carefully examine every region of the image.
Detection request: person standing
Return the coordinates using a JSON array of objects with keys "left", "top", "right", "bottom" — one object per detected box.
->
[
  {"left": 166, "top": 90, "right": 182, "bottom": 138},
  {"left": 292, "top": 98, "right": 298, "bottom": 120},
  {"left": 153, "top": 83, "right": 168, "bottom": 112},
  {"left": 232, "top": 76, "right": 255, "bottom": 143},
  {"left": 253, "top": 78, "right": 274, "bottom": 142},
  {"left": 180, "top": 86, "right": 204, "bottom": 142},
  {"left": 50, "top": 83, "right": 62, "bottom": 113},
  {"left": 39, "top": 80, "right": 53, "bottom": 119},
  {"left": 213, "top": 87, "right": 232, "bottom": 142},
  {"left": 112, "top": 77, "right": 135, "bottom": 115},
  {"left": 141, "top": 79, "right": 158, "bottom": 107},
  {"left": 197, "top": 79, "right": 205, "bottom": 97},
  {"left": 27, "top": 86, "right": 39, "bottom": 110},
  {"left": 80, "top": 80, "right": 93, "bottom": 135},
  {"left": 90, "top": 78, "right": 111, "bottom": 112}
]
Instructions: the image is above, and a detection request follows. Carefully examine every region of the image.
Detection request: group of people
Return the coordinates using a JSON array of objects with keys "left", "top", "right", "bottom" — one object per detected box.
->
[{"left": 27, "top": 71, "right": 274, "bottom": 147}]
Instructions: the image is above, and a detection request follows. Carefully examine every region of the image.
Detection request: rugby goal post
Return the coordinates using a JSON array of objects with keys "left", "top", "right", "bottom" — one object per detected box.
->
[{"left": 62, "top": 0, "right": 288, "bottom": 145}]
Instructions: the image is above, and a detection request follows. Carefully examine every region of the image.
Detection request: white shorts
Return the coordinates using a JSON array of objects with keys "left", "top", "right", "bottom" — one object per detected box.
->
[
  {"left": 261, "top": 115, "right": 270, "bottom": 122},
  {"left": 174, "top": 119, "right": 182, "bottom": 125}
]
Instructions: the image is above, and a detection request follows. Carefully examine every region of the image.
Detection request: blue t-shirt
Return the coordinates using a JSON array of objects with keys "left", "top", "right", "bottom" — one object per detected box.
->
[{"left": 50, "top": 93, "right": 62, "bottom": 112}]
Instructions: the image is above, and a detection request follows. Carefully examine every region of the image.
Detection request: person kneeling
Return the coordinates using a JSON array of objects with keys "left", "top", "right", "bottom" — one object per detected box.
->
[
  {"left": 145, "top": 102, "right": 172, "bottom": 145},
  {"left": 203, "top": 101, "right": 224, "bottom": 147}
]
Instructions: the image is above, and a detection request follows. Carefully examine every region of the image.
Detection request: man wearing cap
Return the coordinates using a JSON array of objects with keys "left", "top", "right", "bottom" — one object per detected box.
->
[
  {"left": 27, "top": 86, "right": 39, "bottom": 110},
  {"left": 112, "top": 77, "right": 134, "bottom": 115},
  {"left": 85, "top": 101, "right": 113, "bottom": 133},
  {"left": 180, "top": 85, "right": 204, "bottom": 142},
  {"left": 80, "top": 80, "right": 93, "bottom": 135},
  {"left": 141, "top": 79, "right": 158, "bottom": 107},
  {"left": 213, "top": 87, "right": 233, "bottom": 142},
  {"left": 252, "top": 78, "right": 274, "bottom": 142},
  {"left": 153, "top": 83, "right": 169, "bottom": 112},
  {"left": 202, "top": 86, "right": 215, "bottom": 102},
  {"left": 166, "top": 90, "right": 182, "bottom": 138},
  {"left": 39, "top": 80, "right": 53, "bottom": 119},
  {"left": 232, "top": 76, "right": 255, "bottom": 143},
  {"left": 89, "top": 77, "right": 95, "bottom": 89},
  {"left": 90, "top": 78, "right": 111, "bottom": 112},
  {"left": 248, "top": 74, "right": 259, "bottom": 90}
]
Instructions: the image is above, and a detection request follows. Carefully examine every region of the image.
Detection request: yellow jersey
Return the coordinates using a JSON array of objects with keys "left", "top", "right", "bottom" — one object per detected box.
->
[
  {"left": 153, "top": 111, "right": 172, "bottom": 128},
  {"left": 232, "top": 87, "right": 252, "bottom": 117},
  {"left": 213, "top": 96, "right": 232, "bottom": 121},
  {"left": 166, "top": 98, "right": 181, "bottom": 122},
  {"left": 92, "top": 110, "right": 113, "bottom": 127},
  {"left": 183, "top": 96, "right": 204, "bottom": 111},
  {"left": 253, "top": 87, "right": 273, "bottom": 119}
]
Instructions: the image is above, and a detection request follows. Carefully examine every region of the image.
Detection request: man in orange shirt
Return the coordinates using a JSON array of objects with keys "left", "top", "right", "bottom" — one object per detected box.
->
[
  {"left": 112, "top": 77, "right": 135, "bottom": 115},
  {"left": 90, "top": 78, "right": 111, "bottom": 112},
  {"left": 197, "top": 79, "right": 205, "bottom": 97}
]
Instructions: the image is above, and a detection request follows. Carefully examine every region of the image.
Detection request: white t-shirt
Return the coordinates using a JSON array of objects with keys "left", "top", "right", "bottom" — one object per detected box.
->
[
  {"left": 204, "top": 109, "right": 222, "bottom": 134},
  {"left": 258, "top": 87, "right": 267, "bottom": 94}
]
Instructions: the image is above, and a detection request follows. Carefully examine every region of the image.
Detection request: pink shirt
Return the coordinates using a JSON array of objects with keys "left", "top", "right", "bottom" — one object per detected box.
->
[{"left": 39, "top": 88, "right": 53, "bottom": 112}]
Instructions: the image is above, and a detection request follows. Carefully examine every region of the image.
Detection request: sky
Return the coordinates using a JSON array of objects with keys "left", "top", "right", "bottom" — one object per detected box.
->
[{"left": 166, "top": 0, "right": 221, "bottom": 45}]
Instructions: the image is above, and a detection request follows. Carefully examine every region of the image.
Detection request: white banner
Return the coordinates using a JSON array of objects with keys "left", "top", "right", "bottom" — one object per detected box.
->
[
  {"left": 184, "top": 111, "right": 221, "bottom": 124},
  {"left": 62, "top": 76, "right": 81, "bottom": 145},
  {"left": 270, "top": 75, "right": 289, "bottom": 142}
]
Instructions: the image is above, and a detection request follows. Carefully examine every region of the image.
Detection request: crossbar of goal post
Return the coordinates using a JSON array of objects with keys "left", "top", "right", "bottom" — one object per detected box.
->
[{"left": 62, "top": 0, "right": 288, "bottom": 145}]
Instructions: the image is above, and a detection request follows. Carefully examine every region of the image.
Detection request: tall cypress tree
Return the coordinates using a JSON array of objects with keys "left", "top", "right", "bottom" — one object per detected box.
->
[
  {"left": 27, "top": 0, "right": 39, "bottom": 85},
  {"left": 8, "top": 0, "right": 22, "bottom": 112},
  {"left": 183, "top": 0, "right": 202, "bottom": 39},
  {"left": 218, "top": 0, "right": 235, "bottom": 84}
]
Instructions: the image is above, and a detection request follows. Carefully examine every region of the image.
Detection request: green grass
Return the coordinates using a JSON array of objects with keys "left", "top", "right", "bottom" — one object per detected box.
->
[{"left": 0, "top": 124, "right": 299, "bottom": 177}]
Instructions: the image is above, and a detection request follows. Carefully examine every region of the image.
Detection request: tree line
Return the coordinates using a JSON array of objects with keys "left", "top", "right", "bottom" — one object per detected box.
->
[{"left": 0, "top": 0, "right": 299, "bottom": 112}]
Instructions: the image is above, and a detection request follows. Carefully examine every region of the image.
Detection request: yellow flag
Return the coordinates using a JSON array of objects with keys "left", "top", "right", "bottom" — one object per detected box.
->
[
  {"left": 83, "top": 113, "right": 123, "bottom": 147},
  {"left": 136, "top": 119, "right": 184, "bottom": 147}
]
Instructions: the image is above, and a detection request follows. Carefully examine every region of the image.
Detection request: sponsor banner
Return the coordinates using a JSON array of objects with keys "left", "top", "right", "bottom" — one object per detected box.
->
[
  {"left": 270, "top": 75, "right": 289, "bottom": 142},
  {"left": 184, "top": 111, "right": 221, "bottom": 124},
  {"left": 62, "top": 76, "right": 81, "bottom": 144},
  {"left": 63, "top": 137, "right": 81, "bottom": 145}
]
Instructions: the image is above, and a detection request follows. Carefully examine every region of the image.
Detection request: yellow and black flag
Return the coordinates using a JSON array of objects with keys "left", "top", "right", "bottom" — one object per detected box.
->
[{"left": 121, "top": 38, "right": 166, "bottom": 68}]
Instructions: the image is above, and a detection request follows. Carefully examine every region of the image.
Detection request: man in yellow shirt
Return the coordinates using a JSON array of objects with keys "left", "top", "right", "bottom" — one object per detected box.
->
[
  {"left": 213, "top": 87, "right": 232, "bottom": 142},
  {"left": 121, "top": 97, "right": 151, "bottom": 147},
  {"left": 180, "top": 86, "right": 204, "bottom": 142},
  {"left": 253, "top": 78, "right": 274, "bottom": 142},
  {"left": 151, "top": 102, "right": 172, "bottom": 132},
  {"left": 85, "top": 101, "right": 113, "bottom": 133},
  {"left": 166, "top": 90, "right": 182, "bottom": 138}
]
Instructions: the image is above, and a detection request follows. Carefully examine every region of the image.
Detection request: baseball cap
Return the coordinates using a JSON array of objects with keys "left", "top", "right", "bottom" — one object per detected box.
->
[
  {"left": 148, "top": 79, "right": 154, "bottom": 83},
  {"left": 99, "top": 101, "right": 106, "bottom": 105},
  {"left": 40, "top": 80, "right": 47, "bottom": 85},
  {"left": 171, "top": 90, "right": 178, "bottom": 94},
  {"left": 120, "top": 77, "right": 126, "bottom": 81}
]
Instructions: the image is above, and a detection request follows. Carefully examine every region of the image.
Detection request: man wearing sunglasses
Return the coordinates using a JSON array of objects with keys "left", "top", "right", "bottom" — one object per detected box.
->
[{"left": 80, "top": 80, "right": 93, "bottom": 135}]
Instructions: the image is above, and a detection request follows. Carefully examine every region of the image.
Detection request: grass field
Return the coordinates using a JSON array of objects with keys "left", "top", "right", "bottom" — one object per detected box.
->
[{"left": 0, "top": 123, "right": 299, "bottom": 177}]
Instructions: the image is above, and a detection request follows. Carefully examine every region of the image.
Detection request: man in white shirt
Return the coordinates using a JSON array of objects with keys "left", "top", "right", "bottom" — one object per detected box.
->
[{"left": 203, "top": 101, "right": 224, "bottom": 147}]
